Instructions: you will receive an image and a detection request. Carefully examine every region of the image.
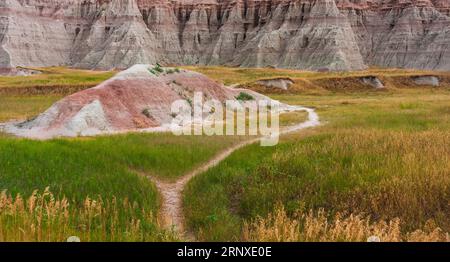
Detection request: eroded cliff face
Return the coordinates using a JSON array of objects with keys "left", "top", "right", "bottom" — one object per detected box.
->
[
  {"left": 340, "top": 0, "right": 450, "bottom": 70},
  {"left": 0, "top": 0, "right": 449, "bottom": 71}
]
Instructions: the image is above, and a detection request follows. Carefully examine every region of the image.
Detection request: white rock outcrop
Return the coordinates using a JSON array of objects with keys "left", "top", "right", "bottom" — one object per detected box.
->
[
  {"left": 413, "top": 76, "right": 440, "bottom": 86},
  {"left": 257, "top": 78, "right": 295, "bottom": 90},
  {"left": 361, "top": 76, "right": 384, "bottom": 89}
]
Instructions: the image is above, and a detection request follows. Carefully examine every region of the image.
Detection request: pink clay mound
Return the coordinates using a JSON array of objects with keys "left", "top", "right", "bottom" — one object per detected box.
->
[{"left": 1, "top": 65, "right": 272, "bottom": 139}]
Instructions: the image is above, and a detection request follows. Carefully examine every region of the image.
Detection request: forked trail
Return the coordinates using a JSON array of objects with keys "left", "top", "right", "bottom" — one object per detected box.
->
[{"left": 146, "top": 106, "right": 320, "bottom": 240}]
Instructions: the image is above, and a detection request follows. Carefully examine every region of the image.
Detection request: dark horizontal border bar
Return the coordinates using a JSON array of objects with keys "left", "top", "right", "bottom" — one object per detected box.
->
[{"left": 0, "top": 243, "right": 448, "bottom": 261}]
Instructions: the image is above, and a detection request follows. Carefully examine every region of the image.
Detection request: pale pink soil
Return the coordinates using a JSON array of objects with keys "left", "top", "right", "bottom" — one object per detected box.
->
[{"left": 3, "top": 65, "right": 272, "bottom": 139}]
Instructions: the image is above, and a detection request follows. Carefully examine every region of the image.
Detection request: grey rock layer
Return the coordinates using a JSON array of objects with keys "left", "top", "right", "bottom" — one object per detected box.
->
[
  {"left": 361, "top": 76, "right": 384, "bottom": 89},
  {"left": 257, "top": 78, "right": 295, "bottom": 90},
  {"left": 1, "top": 0, "right": 450, "bottom": 71},
  {"left": 413, "top": 75, "right": 440, "bottom": 86}
]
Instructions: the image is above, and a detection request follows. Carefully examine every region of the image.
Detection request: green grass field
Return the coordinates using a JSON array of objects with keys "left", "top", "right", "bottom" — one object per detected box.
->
[
  {"left": 0, "top": 133, "right": 242, "bottom": 241},
  {"left": 184, "top": 90, "right": 450, "bottom": 241},
  {"left": 0, "top": 66, "right": 449, "bottom": 241},
  {"left": 0, "top": 67, "right": 248, "bottom": 241}
]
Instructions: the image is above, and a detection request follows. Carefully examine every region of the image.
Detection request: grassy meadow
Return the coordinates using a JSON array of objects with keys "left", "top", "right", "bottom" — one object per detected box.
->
[
  {"left": 0, "top": 68, "right": 244, "bottom": 241},
  {"left": 183, "top": 66, "right": 450, "bottom": 87},
  {"left": 0, "top": 66, "right": 449, "bottom": 241},
  {"left": 0, "top": 95, "right": 61, "bottom": 122},
  {"left": 0, "top": 67, "right": 114, "bottom": 89},
  {"left": 184, "top": 90, "right": 450, "bottom": 241},
  {"left": 0, "top": 133, "right": 243, "bottom": 241}
]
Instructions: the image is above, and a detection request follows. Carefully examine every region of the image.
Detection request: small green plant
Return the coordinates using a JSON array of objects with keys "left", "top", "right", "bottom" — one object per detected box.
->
[
  {"left": 142, "top": 108, "right": 152, "bottom": 119},
  {"left": 400, "top": 102, "right": 420, "bottom": 110},
  {"left": 149, "top": 63, "right": 164, "bottom": 76},
  {"left": 186, "top": 98, "right": 193, "bottom": 107},
  {"left": 207, "top": 214, "right": 218, "bottom": 222},
  {"left": 236, "top": 92, "right": 254, "bottom": 101},
  {"left": 175, "top": 68, "right": 181, "bottom": 73},
  {"left": 166, "top": 69, "right": 175, "bottom": 74},
  {"left": 154, "top": 63, "right": 164, "bottom": 73}
]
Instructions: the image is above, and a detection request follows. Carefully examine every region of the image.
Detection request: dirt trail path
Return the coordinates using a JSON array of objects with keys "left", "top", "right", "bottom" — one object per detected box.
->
[{"left": 146, "top": 106, "right": 320, "bottom": 240}]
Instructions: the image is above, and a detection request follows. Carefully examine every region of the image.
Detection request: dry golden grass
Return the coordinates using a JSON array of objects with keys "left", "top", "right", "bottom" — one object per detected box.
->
[
  {"left": 0, "top": 95, "right": 61, "bottom": 122},
  {"left": 242, "top": 205, "right": 449, "bottom": 242},
  {"left": 0, "top": 188, "right": 177, "bottom": 242},
  {"left": 184, "top": 90, "right": 450, "bottom": 242},
  {"left": 1, "top": 66, "right": 449, "bottom": 242},
  {"left": 278, "top": 129, "right": 450, "bottom": 231},
  {"left": 185, "top": 66, "right": 450, "bottom": 87},
  {"left": 279, "top": 111, "right": 309, "bottom": 127},
  {"left": 183, "top": 66, "right": 450, "bottom": 96},
  {"left": 0, "top": 67, "right": 115, "bottom": 89}
]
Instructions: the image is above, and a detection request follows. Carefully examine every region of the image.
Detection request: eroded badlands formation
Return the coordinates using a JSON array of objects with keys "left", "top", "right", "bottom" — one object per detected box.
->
[
  {"left": 1, "top": 0, "right": 450, "bottom": 71},
  {"left": 1, "top": 64, "right": 278, "bottom": 138}
]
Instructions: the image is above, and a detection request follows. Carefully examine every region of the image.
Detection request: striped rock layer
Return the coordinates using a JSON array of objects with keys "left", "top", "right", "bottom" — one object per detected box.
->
[{"left": 1, "top": 0, "right": 450, "bottom": 71}]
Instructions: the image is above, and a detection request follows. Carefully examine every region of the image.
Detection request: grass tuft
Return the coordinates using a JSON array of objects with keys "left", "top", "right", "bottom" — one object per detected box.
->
[
  {"left": 235, "top": 92, "right": 254, "bottom": 101},
  {"left": 242, "top": 205, "right": 449, "bottom": 242},
  {"left": 0, "top": 188, "right": 178, "bottom": 242}
]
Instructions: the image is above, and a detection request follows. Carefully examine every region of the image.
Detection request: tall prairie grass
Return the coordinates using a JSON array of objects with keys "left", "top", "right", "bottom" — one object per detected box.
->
[
  {"left": 0, "top": 133, "right": 243, "bottom": 241},
  {"left": 184, "top": 91, "right": 450, "bottom": 241},
  {"left": 0, "top": 188, "right": 177, "bottom": 242},
  {"left": 1, "top": 67, "right": 449, "bottom": 242},
  {"left": 185, "top": 130, "right": 450, "bottom": 241},
  {"left": 242, "top": 206, "right": 449, "bottom": 242}
]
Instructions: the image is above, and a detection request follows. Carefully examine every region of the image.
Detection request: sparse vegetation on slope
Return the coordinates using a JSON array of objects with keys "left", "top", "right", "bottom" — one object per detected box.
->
[{"left": 235, "top": 92, "right": 254, "bottom": 101}]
